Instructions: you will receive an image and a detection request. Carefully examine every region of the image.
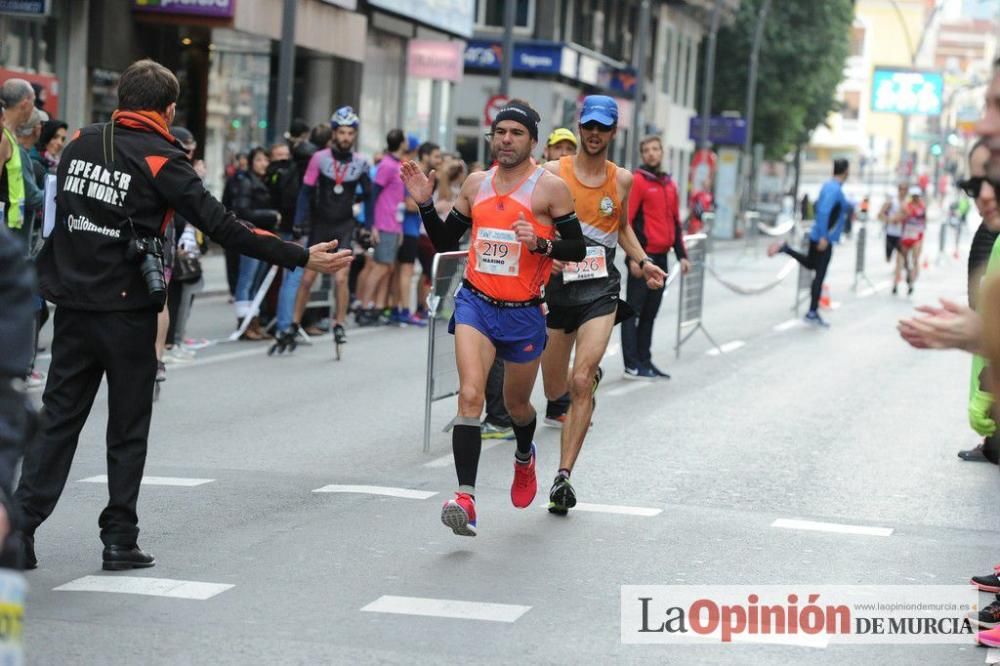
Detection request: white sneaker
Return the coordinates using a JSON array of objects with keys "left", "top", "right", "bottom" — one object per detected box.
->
[
  {"left": 25, "top": 370, "right": 45, "bottom": 389},
  {"left": 167, "top": 347, "right": 195, "bottom": 363}
]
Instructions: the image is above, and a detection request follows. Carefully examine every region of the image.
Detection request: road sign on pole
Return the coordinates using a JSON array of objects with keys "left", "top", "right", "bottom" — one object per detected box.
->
[{"left": 483, "top": 94, "right": 510, "bottom": 126}]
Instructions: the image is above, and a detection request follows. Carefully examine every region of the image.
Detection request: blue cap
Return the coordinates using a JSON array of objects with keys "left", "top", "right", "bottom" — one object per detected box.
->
[
  {"left": 580, "top": 95, "right": 618, "bottom": 126},
  {"left": 406, "top": 133, "right": 420, "bottom": 152}
]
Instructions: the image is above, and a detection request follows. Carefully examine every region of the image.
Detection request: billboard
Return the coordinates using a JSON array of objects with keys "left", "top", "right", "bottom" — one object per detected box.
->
[
  {"left": 871, "top": 68, "right": 943, "bottom": 116},
  {"left": 368, "top": 0, "right": 474, "bottom": 38}
]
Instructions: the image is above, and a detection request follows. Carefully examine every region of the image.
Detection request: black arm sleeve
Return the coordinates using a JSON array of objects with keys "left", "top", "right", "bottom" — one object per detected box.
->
[
  {"left": 419, "top": 202, "right": 470, "bottom": 252},
  {"left": 548, "top": 212, "right": 587, "bottom": 261},
  {"left": 156, "top": 156, "right": 308, "bottom": 269},
  {"left": 673, "top": 217, "right": 688, "bottom": 261}
]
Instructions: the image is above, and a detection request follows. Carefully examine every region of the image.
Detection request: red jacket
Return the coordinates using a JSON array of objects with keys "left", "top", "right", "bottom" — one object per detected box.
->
[{"left": 628, "top": 165, "right": 686, "bottom": 257}]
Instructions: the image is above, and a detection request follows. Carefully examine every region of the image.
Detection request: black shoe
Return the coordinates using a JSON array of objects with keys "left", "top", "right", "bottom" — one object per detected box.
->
[
  {"left": 648, "top": 363, "right": 671, "bottom": 380},
  {"left": 548, "top": 475, "right": 577, "bottom": 515},
  {"left": 892, "top": 285, "right": 898, "bottom": 295},
  {"left": 958, "top": 443, "right": 992, "bottom": 462},
  {"left": 103, "top": 544, "right": 155, "bottom": 571},
  {"left": 333, "top": 324, "right": 347, "bottom": 345},
  {"left": 20, "top": 533, "right": 36, "bottom": 570},
  {"left": 969, "top": 596, "right": 1000, "bottom": 629}
]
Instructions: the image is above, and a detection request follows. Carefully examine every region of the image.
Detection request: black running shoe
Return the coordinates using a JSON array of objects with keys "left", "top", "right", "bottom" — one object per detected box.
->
[
  {"left": 969, "top": 596, "right": 1000, "bottom": 629},
  {"left": 958, "top": 443, "right": 991, "bottom": 462},
  {"left": 548, "top": 475, "right": 577, "bottom": 515},
  {"left": 972, "top": 567, "right": 1000, "bottom": 593},
  {"left": 333, "top": 324, "right": 347, "bottom": 345}
]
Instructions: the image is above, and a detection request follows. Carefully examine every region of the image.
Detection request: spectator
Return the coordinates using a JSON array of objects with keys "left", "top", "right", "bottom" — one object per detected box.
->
[
  {"left": 622, "top": 135, "right": 690, "bottom": 380},
  {"left": 357, "top": 129, "right": 407, "bottom": 325},
  {"left": 36, "top": 119, "right": 67, "bottom": 175},
  {"left": 230, "top": 146, "right": 281, "bottom": 340}
]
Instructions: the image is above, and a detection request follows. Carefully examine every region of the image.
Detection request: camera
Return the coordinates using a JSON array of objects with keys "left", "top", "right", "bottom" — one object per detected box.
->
[{"left": 125, "top": 236, "right": 167, "bottom": 307}]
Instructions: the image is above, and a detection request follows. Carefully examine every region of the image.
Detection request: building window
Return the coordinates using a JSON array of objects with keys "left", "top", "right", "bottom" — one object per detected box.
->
[
  {"left": 849, "top": 24, "right": 865, "bottom": 58},
  {"left": 841, "top": 90, "right": 860, "bottom": 121},
  {"left": 476, "top": 0, "right": 534, "bottom": 33},
  {"left": 662, "top": 26, "right": 673, "bottom": 93}
]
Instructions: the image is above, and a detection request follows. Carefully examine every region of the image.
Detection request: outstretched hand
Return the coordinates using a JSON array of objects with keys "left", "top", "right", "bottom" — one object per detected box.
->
[
  {"left": 305, "top": 240, "right": 354, "bottom": 275},
  {"left": 400, "top": 160, "right": 436, "bottom": 205}
]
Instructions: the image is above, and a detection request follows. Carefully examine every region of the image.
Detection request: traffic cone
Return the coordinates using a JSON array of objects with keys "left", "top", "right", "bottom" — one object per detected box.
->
[{"left": 820, "top": 284, "right": 831, "bottom": 309}]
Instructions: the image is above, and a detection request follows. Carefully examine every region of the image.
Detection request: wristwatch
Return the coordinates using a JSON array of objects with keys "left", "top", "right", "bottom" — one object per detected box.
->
[
  {"left": 533, "top": 238, "right": 551, "bottom": 255},
  {"left": 637, "top": 256, "right": 652, "bottom": 269}
]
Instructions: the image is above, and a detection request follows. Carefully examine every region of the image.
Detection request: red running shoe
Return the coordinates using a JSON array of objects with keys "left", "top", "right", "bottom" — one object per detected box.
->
[
  {"left": 972, "top": 565, "right": 1000, "bottom": 593},
  {"left": 977, "top": 624, "right": 1000, "bottom": 647},
  {"left": 441, "top": 493, "right": 477, "bottom": 537},
  {"left": 510, "top": 443, "right": 537, "bottom": 508}
]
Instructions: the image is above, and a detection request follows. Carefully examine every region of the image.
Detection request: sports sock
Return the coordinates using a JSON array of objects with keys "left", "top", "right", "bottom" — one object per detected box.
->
[
  {"left": 557, "top": 468, "right": 571, "bottom": 479},
  {"left": 512, "top": 416, "right": 536, "bottom": 462},
  {"left": 452, "top": 423, "right": 481, "bottom": 493}
]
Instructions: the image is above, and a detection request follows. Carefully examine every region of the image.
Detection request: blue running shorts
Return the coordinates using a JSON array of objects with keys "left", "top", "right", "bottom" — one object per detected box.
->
[{"left": 448, "top": 287, "right": 547, "bottom": 364}]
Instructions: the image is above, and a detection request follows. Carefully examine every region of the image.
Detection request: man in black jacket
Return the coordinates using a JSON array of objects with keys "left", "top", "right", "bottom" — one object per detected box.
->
[{"left": 16, "top": 59, "right": 352, "bottom": 571}]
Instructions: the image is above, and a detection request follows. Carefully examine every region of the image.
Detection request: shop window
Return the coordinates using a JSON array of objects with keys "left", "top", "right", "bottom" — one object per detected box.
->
[{"left": 476, "top": 0, "right": 534, "bottom": 33}]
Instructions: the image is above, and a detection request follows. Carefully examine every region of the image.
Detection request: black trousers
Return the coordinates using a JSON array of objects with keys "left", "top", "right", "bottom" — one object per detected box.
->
[
  {"left": 621, "top": 253, "right": 669, "bottom": 370},
  {"left": 15, "top": 306, "right": 156, "bottom": 546},
  {"left": 783, "top": 241, "right": 832, "bottom": 313}
]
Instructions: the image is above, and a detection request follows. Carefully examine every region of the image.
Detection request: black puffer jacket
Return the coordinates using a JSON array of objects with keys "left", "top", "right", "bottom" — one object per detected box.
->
[{"left": 230, "top": 170, "right": 280, "bottom": 232}]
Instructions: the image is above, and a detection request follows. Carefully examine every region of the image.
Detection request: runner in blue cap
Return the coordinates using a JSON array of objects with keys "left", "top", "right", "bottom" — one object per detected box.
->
[{"left": 540, "top": 94, "right": 666, "bottom": 514}]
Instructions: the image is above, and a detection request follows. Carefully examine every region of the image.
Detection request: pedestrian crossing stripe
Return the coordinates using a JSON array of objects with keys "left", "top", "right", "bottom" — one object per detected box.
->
[
  {"left": 54, "top": 576, "right": 233, "bottom": 600},
  {"left": 361, "top": 595, "right": 531, "bottom": 622},
  {"left": 77, "top": 475, "right": 215, "bottom": 487}
]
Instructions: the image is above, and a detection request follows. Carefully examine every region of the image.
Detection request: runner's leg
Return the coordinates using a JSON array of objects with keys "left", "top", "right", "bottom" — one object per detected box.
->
[
  {"left": 559, "top": 312, "right": 615, "bottom": 472},
  {"left": 453, "top": 324, "right": 496, "bottom": 492},
  {"left": 541, "top": 327, "right": 575, "bottom": 401}
]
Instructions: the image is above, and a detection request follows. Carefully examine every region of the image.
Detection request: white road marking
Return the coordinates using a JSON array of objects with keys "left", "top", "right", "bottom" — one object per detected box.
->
[
  {"left": 606, "top": 382, "right": 652, "bottom": 397},
  {"left": 77, "top": 475, "right": 214, "bottom": 487},
  {"left": 986, "top": 648, "right": 1000, "bottom": 664},
  {"left": 424, "top": 440, "right": 505, "bottom": 468},
  {"left": 706, "top": 340, "right": 745, "bottom": 356},
  {"left": 603, "top": 343, "right": 620, "bottom": 359},
  {"left": 542, "top": 502, "right": 662, "bottom": 517},
  {"left": 773, "top": 319, "right": 803, "bottom": 332},
  {"left": 54, "top": 576, "right": 233, "bottom": 600},
  {"left": 771, "top": 518, "right": 893, "bottom": 537},
  {"left": 312, "top": 485, "right": 437, "bottom": 499},
  {"left": 828, "top": 301, "right": 842, "bottom": 310},
  {"left": 361, "top": 595, "right": 531, "bottom": 623}
]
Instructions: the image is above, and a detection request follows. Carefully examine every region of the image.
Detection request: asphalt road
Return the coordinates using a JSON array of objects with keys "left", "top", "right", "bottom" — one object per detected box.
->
[{"left": 21, "top": 218, "right": 1000, "bottom": 665}]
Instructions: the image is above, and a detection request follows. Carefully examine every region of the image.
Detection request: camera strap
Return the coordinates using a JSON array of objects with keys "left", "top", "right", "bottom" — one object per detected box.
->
[{"left": 101, "top": 121, "right": 140, "bottom": 240}]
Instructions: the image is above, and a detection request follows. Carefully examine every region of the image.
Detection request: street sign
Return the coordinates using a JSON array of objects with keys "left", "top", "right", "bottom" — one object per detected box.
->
[
  {"left": 483, "top": 94, "right": 510, "bottom": 127},
  {"left": 871, "top": 68, "right": 943, "bottom": 116},
  {"left": 688, "top": 116, "right": 747, "bottom": 146}
]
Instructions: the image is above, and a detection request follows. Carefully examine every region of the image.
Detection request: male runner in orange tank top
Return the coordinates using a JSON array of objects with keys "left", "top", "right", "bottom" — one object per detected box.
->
[
  {"left": 540, "top": 96, "right": 667, "bottom": 515},
  {"left": 401, "top": 99, "right": 586, "bottom": 536}
]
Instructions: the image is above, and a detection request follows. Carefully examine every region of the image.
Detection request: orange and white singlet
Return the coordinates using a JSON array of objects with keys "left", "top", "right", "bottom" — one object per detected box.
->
[
  {"left": 465, "top": 165, "right": 554, "bottom": 302},
  {"left": 558, "top": 155, "right": 622, "bottom": 248}
]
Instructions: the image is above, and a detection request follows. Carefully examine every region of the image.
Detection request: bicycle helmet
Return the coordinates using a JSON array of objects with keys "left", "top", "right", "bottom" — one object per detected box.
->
[{"left": 331, "top": 106, "right": 360, "bottom": 129}]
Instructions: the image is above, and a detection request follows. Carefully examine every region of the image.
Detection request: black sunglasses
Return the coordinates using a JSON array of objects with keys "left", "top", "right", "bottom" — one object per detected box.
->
[
  {"left": 959, "top": 176, "right": 986, "bottom": 199},
  {"left": 580, "top": 121, "right": 614, "bottom": 132}
]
